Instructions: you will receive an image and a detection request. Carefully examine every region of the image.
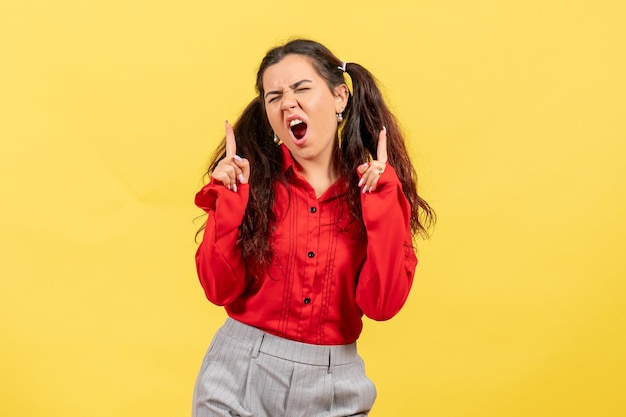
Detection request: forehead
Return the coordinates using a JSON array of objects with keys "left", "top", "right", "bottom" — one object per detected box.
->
[{"left": 261, "top": 54, "right": 323, "bottom": 90}]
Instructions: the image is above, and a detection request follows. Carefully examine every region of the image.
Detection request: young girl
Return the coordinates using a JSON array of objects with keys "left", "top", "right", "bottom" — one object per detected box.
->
[{"left": 192, "top": 39, "right": 434, "bottom": 417}]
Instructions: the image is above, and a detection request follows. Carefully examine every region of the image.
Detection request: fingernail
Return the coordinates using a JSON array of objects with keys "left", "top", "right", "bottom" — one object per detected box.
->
[
  {"left": 234, "top": 154, "right": 242, "bottom": 162},
  {"left": 238, "top": 174, "right": 245, "bottom": 183},
  {"left": 362, "top": 185, "right": 368, "bottom": 194},
  {"left": 383, "top": 125, "right": 387, "bottom": 133},
  {"left": 226, "top": 184, "right": 231, "bottom": 190},
  {"left": 358, "top": 178, "right": 365, "bottom": 187},
  {"left": 232, "top": 184, "right": 238, "bottom": 193}
]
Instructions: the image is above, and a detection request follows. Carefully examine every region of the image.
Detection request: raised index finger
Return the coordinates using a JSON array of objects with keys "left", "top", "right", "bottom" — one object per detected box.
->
[
  {"left": 225, "top": 120, "right": 236, "bottom": 157},
  {"left": 376, "top": 126, "right": 388, "bottom": 164}
]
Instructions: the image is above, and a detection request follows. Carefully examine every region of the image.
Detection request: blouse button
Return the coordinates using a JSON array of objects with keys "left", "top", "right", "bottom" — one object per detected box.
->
[
  {"left": 304, "top": 297, "right": 311, "bottom": 304},
  {"left": 309, "top": 207, "right": 317, "bottom": 213},
  {"left": 307, "top": 251, "right": 315, "bottom": 258}
]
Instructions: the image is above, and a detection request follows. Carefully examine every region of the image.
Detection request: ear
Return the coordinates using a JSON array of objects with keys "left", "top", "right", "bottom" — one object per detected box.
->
[{"left": 334, "top": 84, "right": 350, "bottom": 113}]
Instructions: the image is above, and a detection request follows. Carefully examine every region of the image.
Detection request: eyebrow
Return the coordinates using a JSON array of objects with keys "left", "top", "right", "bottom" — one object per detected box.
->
[{"left": 264, "top": 79, "right": 313, "bottom": 99}]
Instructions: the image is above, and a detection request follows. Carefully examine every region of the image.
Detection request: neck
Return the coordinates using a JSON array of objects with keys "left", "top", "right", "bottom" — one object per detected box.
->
[{"left": 296, "top": 156, "right": 339, "bottom": 198}]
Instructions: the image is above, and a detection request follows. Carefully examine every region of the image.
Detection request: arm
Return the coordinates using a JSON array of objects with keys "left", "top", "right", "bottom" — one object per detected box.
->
[
  {"left": 195, "top": 181, "right": 250, "bottom": 306},
  {"left": 355, "top": 165, "right": 418, "bottom": 320},
  {"left": 354, "top": 127, "right": 417, "bottom": 320},
  {"left": 195, "top": 120, "right": 251, "bottom": 306}
]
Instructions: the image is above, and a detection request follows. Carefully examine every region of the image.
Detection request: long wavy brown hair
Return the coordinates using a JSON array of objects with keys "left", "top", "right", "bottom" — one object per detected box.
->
[{"left": 198, "top": 39, "right": 435, "bottom": 271}]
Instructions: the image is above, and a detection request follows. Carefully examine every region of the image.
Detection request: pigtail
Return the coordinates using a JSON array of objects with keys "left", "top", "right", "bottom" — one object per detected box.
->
[{"left": 342, "top": 63, "right": 435, "bottom": 239}]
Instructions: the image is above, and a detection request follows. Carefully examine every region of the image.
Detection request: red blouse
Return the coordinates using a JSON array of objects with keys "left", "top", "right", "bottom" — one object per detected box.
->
[{"left": 195, "top": 145, "right": 417, "bottom": 345}]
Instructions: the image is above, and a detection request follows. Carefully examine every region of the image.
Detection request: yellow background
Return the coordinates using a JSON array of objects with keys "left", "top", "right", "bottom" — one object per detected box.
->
[{"left": 1, "top": 1, "right": 625, "bottom": 416}]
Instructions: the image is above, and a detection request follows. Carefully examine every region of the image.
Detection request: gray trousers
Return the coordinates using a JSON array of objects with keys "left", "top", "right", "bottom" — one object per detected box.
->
[{"left": 192, "top": 318, "right": 377, "bottom": 417}]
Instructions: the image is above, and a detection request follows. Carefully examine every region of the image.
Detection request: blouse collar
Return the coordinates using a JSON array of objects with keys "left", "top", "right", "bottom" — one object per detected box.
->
[{"left": 278, "top": 144, "right": 348, "bottom": 201}]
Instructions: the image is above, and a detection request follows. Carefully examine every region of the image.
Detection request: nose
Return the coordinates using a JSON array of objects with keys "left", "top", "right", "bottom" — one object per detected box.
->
[{"left": 280, "top": 91, "right": 297, "bottom": 111}]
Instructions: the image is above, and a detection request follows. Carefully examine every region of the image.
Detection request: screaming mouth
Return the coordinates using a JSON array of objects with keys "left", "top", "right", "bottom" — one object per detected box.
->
[{"left": 290, "top": 119, "right": 307, "bottom": 139}]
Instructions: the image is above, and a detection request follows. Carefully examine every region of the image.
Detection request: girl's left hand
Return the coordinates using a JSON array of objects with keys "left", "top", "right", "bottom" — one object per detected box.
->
[{"left": 357, "top": 127, "right": 388, "bottom": 193}]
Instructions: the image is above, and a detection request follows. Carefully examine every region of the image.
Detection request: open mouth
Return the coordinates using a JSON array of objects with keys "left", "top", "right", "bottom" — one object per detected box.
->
[{"left": 289, "top": 119, "right": 308, "bottom": 140}]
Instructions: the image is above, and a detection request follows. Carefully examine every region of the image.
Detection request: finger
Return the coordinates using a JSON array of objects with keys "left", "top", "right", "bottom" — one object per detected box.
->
[
  {"left": 367, "top": 177, "right": 381, "bottom": 193},
  {"left": 225, "top": 120, "right": 236, "bottom": 158},
  {"left": 233, "top": 155, "right": 250, "bottom": 184},
  {"left": 357, "top": 163, "right": 375, "bottom": 186},
  {"left": 359, "top": 168, "right": 373, "bottom": 193},
  {"left": 359, "top": 163, "right": 385, "bottom": 193},
  {"left": 361, "top": 173, "right": 381, "bottom": 193},
  {"left": 211, "top": 172, "right": 233, "bottom": 190},
  {"left": 212, "top": 170, "right": 236, "bottom": 189},
  {"left": 231, "top": 162, "right": 244, "bottom": 185},
  {"left": 376, "top": 126, "right": 388, "bottom": 164},
  {"left": 211, "top": 163, "right": 238, "bottom": 192}
]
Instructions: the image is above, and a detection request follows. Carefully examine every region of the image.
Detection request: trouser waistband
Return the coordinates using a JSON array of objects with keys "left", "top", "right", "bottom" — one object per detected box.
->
[{"left": 219, "top": 318, "right": 358, "bottom": 372}]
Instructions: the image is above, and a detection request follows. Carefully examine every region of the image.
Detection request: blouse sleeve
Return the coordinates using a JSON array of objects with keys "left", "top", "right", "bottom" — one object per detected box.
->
[
  {"left": 355, "top": 164, "right": 418, "bottom": 321},
  {"left": 194, "top": 181, "right": 250, "bottom": 306}
]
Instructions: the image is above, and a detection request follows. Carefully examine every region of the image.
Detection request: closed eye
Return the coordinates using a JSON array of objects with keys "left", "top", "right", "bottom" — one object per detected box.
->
[{"left": 264, "top": 80, "right": 313, "bottom": 104}]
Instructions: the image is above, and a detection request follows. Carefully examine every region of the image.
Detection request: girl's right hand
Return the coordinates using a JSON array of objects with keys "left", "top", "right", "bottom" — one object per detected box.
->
[{"left": 211, "top": 121, "right": 250, "bottom": 192}]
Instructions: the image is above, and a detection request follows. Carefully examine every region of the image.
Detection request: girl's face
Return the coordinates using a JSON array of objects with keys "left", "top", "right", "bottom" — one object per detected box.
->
[{"left": 262, "top": 54, "right": 348, "bottom": 166}]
